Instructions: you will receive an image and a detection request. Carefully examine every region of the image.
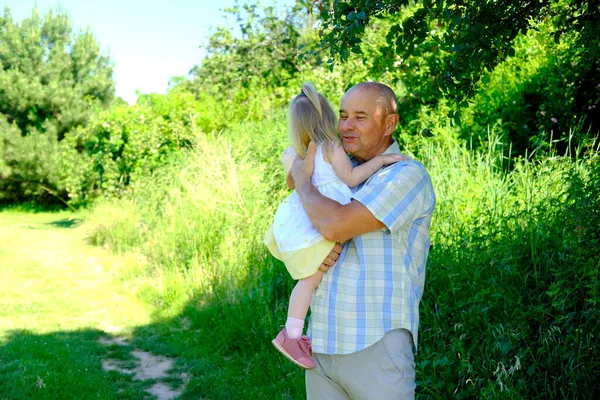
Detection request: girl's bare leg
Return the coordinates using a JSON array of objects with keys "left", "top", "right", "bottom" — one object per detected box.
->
[{"left": 286, "top": 270, "right": 323, "bottom": 338}]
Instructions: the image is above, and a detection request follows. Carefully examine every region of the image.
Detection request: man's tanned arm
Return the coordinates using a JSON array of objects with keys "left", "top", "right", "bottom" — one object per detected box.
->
[{"left": 291, "top": 142, "right": 385, "bottom": 243}]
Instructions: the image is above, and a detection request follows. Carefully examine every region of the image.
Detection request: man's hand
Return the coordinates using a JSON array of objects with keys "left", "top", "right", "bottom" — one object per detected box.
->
[
  {"left": 291, "top": 141, "right": 317, "bottom": 186},
  {"left": 318, "top": 243, "right": 343, "bottom": 273}
]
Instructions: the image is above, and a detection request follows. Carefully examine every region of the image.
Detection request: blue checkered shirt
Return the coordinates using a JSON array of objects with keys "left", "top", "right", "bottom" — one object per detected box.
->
[{"left": 308, "top": 140, "right": 436, "bottom": 354}]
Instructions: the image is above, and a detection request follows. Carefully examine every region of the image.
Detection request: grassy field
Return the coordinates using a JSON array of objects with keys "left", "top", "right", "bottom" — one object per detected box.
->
[
  {"left": 0, "top": 211, "right": 186, "bottom": 399},
  {"left": 1, "top": 119, "right": 599, "bottom": 399},
  {"left": 0, "top": 207, "right": 307, "bottom": 400},
  {"left": 78, "top": 121, "right": 600, "bottom": 398}
]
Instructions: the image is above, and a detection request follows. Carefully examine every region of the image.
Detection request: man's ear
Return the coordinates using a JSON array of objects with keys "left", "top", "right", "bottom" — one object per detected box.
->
[{"left": 384, "top": 113, "right": 399, "bottom": 136}]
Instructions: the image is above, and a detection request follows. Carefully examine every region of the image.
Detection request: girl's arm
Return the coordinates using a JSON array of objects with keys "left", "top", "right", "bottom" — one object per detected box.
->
[
  {"left": 281, "top": 146, "right": 296, "bottom": 175},
  {"left": 281, "top": 146, "right": 297, "bottom": 189},
  {"left": 328, "top": 143, "right": 405, "bottom": 187}
]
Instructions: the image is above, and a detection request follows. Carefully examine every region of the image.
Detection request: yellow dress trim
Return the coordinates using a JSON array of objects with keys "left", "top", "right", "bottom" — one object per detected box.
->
[{"left": 263, "top": 224, "right": 335, "bottom": 280}]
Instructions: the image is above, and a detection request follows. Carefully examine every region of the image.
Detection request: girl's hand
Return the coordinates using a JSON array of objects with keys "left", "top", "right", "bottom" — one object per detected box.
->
[
  {"left": 380, "top": 153, "right": 410, "bottom": 166},
  {"left": 281, "top": 146, "right": 297, "bottom": 174}
]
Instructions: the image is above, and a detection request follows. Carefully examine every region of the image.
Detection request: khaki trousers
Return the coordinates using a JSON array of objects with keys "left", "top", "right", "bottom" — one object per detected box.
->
[{"left": 306, "top": 329, "right": 416, "bottom": 400}]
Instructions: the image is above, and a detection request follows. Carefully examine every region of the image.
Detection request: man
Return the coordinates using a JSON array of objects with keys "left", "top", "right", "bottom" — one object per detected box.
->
[{"left": 289, "top": 82, "right": 436, "bottom": 399}]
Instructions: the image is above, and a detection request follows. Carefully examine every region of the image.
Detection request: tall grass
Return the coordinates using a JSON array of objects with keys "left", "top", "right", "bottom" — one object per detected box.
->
[
  {"left": 416, "top": 133, "right": 599, "bottom": 398},
  {"left": 86, "top": 117, "right": 599, "bottom": 398},
  {"left": 85, "top": 115, "right": 306, "bottom": 398}
]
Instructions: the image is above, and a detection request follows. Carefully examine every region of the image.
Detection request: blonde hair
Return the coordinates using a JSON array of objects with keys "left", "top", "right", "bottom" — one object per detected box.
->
[{"left": 289, "top": 83, "right": 339, "bottom": 158}]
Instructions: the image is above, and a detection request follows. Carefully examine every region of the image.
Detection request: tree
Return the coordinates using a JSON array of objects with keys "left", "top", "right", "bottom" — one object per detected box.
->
[
  {"left": 312, "top": 0, "right": 599, "bottom": 125},
  {"left": 181, "top": 1, "right": 318, "bottom": 123},
  {"left": 0, "top": 6, "right": 115, "bottom": 204},
  {"left": 0, "top": 7, "right": 114, "bottom": 138}
]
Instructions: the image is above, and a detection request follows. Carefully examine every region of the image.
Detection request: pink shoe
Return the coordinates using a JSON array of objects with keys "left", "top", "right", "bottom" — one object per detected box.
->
[{"left": 272, "top": 327, "right": 315, "bottom": 369}]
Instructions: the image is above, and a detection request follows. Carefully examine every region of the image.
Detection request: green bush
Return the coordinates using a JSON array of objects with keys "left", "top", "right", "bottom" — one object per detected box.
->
[
  {"left": 59, "top": 92, "right": 201, "bottom": 206},
  {"left": 463, "top": 22, "right": 600, "bottom": 156},
  {"left": 181, "top": 1, "right": 314, "bottom": 126},
  {"left": 0, "top": 6, "right": 114, "bottom": 205},
  {"left": 0, "top": 8, "right": 114, "bottom": 137},
  {"left": 416, "top": 132, "right": 600, "bottom": 397},
  {"left": 0, "top": 116, "right": 63, "bottom": 204},
  {"left": 87, "top": 114, "right": 600, "bottom": 398}
]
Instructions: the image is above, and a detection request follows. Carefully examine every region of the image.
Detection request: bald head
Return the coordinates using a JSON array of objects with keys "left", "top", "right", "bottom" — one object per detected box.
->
[{"left": 348, "top": 82, "right": 398, "bottom": 119}]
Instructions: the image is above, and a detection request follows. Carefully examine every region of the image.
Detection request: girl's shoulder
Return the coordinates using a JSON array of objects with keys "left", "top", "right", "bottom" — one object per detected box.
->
[{"left": 320, "top": 140, "right": 343, "bottom": 163}]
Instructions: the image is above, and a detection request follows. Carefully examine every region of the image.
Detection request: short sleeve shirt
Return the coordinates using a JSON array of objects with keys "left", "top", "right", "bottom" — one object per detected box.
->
[{"left": 308, "top": 140, "right": 436, "bottom": 355}]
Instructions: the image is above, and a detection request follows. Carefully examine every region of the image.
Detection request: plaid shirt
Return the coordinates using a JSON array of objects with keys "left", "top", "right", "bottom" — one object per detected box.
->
[{"left": 308, "top": 140, "right": 436, "bottom": 355}]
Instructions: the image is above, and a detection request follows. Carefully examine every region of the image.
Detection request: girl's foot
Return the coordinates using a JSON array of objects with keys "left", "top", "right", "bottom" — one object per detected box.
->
[{"left": 272, "top": 327, "right": 315, "bottom": 369}]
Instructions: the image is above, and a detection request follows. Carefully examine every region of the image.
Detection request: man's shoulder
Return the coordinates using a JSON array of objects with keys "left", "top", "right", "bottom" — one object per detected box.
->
[
  {"left": 373, "top": 159, "right": 430, "bottom": 182},
  {"left": 358, "top": 159, "right": 434, "bottom": 204}
]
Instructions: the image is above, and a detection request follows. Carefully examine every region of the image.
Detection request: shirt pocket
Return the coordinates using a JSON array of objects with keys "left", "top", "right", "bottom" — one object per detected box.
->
[{"left": 313, "top": 262, "right": 362, "bottom": 299}]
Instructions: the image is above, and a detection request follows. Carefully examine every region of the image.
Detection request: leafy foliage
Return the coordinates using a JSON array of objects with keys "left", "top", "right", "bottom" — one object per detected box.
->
[
  {"left": 182, "top": 1, "right": 317, "bottom": 123},
  {"left": 417, "top": 134, "right": 600, "bottom": 397},
  {"left": 463, "top": 22, "right": 600, "bottom": 155},
  {"left": 0, "top": 7, "right": 114, "bottom": 204},
  {"left": 59, "top": 91, "right": 200, "bottom": 206},
  {"left": 0, "top": 115, "right": 62, "bottom": 204},
  {"left": 87, "top": 118, "right": 600, "bottom": 398},
  {"left": 314, "top": 0, "right": 597, "bottom": 98},
  {"left": 2, "top": 0, "right": 599, "bottom": 205},
  {"left": 0, "top": 7, "right": 114, "bottom": 137},
  {"left": 312, "top": 0, "right": 600, "bottom": 151}
]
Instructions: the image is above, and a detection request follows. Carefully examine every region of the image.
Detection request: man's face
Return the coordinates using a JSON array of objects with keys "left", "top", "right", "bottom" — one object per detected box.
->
[{"left": 338, "top": 87, "right": 393, "bottom": 162}]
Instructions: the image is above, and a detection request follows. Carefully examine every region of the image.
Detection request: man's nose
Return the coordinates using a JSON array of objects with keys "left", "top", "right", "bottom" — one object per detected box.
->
[{"left": 340, "top": 117, "right": 355, "bottom": 131}]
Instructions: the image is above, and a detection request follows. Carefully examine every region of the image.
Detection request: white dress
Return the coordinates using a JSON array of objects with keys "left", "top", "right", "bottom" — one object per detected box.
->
[{"left": 263, "top": 143, "right": 354, "bottom": 279}]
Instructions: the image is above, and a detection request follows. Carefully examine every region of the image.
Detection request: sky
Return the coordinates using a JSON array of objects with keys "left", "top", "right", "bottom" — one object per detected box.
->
[{"left": 3, "top": 0, "right": 293, "bottom": 104}]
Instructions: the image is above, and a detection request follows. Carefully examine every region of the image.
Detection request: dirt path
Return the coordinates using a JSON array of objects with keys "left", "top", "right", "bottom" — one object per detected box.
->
[{"left": 0, "top": 211, "right": 186, "bottom": 399}]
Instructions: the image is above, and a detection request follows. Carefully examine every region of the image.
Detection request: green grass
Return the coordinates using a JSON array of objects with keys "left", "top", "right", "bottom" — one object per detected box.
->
[
  {"left": 0, "top": 211, "right": 158, "bottom": 398},
  {"left": 79, "top": 119, "right": 599, "bottom": 398},
  {"left": 82, "top": 119, "right": 306, "bottom": 399},
  {"left": 2, "top": 118, "right": 598, "bottom": 398},
  {"left": 414, "top": 135, "right": 600, "bottom": 398}
]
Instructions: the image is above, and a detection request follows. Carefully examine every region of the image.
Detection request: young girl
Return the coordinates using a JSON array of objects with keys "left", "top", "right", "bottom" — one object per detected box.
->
[{"left": 263, "top": 83, "right": 404, "bottom": 369}]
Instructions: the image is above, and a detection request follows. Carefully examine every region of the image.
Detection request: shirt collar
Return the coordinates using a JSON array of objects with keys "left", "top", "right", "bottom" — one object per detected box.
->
[{"left": 382, "top": 139, "right": 401, "bottom": 155}]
